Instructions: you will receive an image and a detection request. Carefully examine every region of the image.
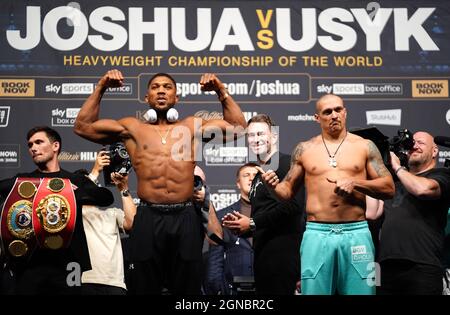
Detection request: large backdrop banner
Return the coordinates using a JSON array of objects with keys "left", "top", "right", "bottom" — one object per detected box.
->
[{"left": 0, "top": 0, "right": 449, "bottom": 209}]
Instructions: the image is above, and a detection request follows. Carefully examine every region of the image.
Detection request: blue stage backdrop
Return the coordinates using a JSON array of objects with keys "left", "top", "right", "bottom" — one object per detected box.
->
[{"left": 1, "top": 0, "right": 449, "bottom": 209}]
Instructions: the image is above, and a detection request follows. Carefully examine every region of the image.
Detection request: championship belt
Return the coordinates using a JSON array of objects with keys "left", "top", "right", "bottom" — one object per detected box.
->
[
  {"left": 0, "top": 177, "right": 40, "bottom": 257},
  {"left": 32, "top": 178, "right": 77, "bottom": 250}
]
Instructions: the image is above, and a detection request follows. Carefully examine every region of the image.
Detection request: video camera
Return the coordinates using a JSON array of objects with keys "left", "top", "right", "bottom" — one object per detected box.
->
[
  {"left": 350, "top": 127, "right": 414, "bottom": 171},
  {"left": 193, "top": 175, "right": 204, "bottom": 191},
  {"left": 388, "top": 129, "right": 415, "bottom": 168},
  {"left": 103, "top": 142, "right": 132, "bottom": 186}
]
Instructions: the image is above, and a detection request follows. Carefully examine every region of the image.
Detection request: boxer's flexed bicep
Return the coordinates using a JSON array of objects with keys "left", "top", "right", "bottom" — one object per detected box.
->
[
  {"left": 75, "top": 69, "right": 128, "bottom": 144},
  {"left": 82, "top": 119, "right": 129, "bottom": 144}
]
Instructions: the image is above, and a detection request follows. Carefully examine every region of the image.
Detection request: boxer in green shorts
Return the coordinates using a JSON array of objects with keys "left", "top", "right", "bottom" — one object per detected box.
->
[{"left": 258, "top": 94, "right": 395, "bottom": 295}]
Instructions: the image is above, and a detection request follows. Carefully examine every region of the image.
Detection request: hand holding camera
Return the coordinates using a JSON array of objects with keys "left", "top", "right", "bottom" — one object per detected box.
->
[
  {"left": 94, "top": 150, "right": 110, "bottom": 171},
  {"left": 388, "top": 129, "right": 414, "bottom": 168},
  {"left": 110, "top": 172, "right": 129, "bottom": 192},
  {"left": 103, "top": 143, "right": 132, "bottom": 186}
]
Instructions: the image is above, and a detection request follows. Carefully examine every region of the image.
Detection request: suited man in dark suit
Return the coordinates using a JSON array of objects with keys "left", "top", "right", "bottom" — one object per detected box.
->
[
  {"left": 204, "top": 163, "right": 258, "bottom": 295},
  {"left": 223, "top": 114, "right": 305, "bottom": 295}
]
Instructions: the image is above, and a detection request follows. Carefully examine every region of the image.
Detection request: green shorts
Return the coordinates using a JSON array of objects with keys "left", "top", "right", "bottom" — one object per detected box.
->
[{"left": 300, "top": 221, "right": 376, "bottom": 295}]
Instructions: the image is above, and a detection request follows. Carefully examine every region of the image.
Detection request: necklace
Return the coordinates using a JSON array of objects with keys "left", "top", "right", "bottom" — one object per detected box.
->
[
  {"left": 152, "top": 125, "right": 172, "bottom": 145},
  {"left": 321, "top": 131, "right": 347, "bottom": 168}
]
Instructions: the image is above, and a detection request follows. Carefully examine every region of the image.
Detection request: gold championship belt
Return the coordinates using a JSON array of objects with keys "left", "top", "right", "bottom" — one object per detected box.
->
[
  {"left": 32, "top": 178, "right": 77, "bottom": 250},
  {"left": 1, "top": 178, "right": 41, "bottom": 257}
]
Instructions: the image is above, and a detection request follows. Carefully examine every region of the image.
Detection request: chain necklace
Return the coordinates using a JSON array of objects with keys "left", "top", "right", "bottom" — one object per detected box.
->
[
  {"left": 152, "top": 125, "right": 172, "bottom": 145},
  {"left": 321, "top": 131, "right": 347, "bottom": 168}
]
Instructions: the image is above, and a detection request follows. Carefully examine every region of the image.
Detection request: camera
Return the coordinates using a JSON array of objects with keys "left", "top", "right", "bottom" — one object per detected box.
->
[
  {"left": 193, "top": 175, "right": 204, "bottom": 191},
  {"left": 103, "top": 142, "right": 132, "bottom": 186},
  {"left": 388, "top": 129, "right": 415, "bottom": 167},
  {"left": 350, "top": 127, "right": 414, "bottom": 172}
]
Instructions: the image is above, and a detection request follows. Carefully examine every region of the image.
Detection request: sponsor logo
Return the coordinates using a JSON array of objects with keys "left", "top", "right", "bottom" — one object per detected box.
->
[
  {"left": 0, "top": 79, "right": 35, "bottom": 97},
  {"left": 352, "top": 245, "right": 367, "bottom": 255},
  {"left": 351, "top": 245, "right": 372, "bottom": 262},
  {"left": 204, "top": 145, "right": 247, "bottom": 166},
  {"left": 61, "top": 83, "right": 93, "bottom": 95},
  {"left": 366, "top": 109, "right": 401, "bottom": 126},
  {"left": 288, "top": 113, "right": 315, "bottom": 122},
  {"left": 51, "top": 107, "right": 80, "bottom": 127},
  {"left": 45, "top": 84, "right": 61, "bottom": 94},
  {"left": 412, "top": 80, "right": 448, "bottom": 98},
  {"left": 332, "top": 83, "right": 364, "bottom": 95},
  {"left": 0, "top": 144, "right": 20, "bottom": 167},
  {"left": 0, "top": 106, "right": 11, "bottom": 127},
  {"left": 194, "top": 111, "right": 223, "bottom": 121},
  {"left": 364, "top": 83, "right": 403, "bottom": 95},
  {"left": 210, "top": 188, "right": 240, "bottom": 210},
  {"left": 317, "top": 84, "right": 333, "bottom": 94},
  {"left": 58, "top": 151, "right": 97, "bottom": 162},
  {"left": 446, "top": 109, "right": 450, "bottom": 125},
  {"left": 47, "top": 83, "right": 94, "bottom": 95},
  {"left": 439, "top": 151, "right": 450, "bottom": 164},
  {"left": 193, "top": 110, "right": 257, "bottom": 122},
  {"left": 316, "top": 83, "right": 403, "bottom": 96},
  {"left": 100, "top": 83, "right": 133, "bottom": 95}
]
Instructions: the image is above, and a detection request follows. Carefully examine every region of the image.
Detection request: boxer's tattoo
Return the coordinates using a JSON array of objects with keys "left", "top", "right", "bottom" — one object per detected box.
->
[
  {"left": 284, "top": 142, "right": 306, "bottom": 183},
  {"left": 290, "top": 142, "right": 304, "bottom": 166},
  {"left": 368, "top": 140, "right": 390, "bottom": 177}
]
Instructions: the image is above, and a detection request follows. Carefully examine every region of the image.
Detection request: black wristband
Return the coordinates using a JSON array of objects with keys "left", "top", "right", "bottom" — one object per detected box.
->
[{"left": 395, "top": 166, "right": 407, "bottom": 175}]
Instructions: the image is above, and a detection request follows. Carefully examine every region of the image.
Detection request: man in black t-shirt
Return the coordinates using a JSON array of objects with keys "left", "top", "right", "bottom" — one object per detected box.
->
[
  {"left": 222, "top": 114, "right": 305, "bottom": 295},
  {"left": 368, "top": 131, "right": 450, "bottom": 295},
  {"left": 0, "top": 126, "right": 113, "bottom": 294}
]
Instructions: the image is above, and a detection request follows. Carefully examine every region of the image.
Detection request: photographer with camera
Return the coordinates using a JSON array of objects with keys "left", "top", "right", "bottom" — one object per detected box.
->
[
  {"left": 367, "top": 131, "right": 450, "bottom": 295},
  {"left": 78, "top": 150, "right": 136, "bottom": 295},
  {"left": 74, "top": 69, "right": 246, "bottom": 294}
]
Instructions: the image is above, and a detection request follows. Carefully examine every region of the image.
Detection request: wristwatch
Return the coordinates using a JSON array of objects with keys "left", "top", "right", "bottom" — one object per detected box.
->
[
  {"left": 249, "top": 218, "right": 256, "bottom": 232},
  {"left": 121, "top": 189, "right": 130, "bottom": 197}
]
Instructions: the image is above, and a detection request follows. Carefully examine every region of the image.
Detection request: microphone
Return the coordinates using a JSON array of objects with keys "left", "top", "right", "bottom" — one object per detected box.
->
[{"left": 434, "top": 136, "right": 450, "bottom": 148}]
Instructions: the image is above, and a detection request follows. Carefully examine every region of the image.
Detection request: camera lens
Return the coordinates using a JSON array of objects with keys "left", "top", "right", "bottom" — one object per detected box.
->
[{"left": 118, "top": 148, "right": 129, "bottom": 159}]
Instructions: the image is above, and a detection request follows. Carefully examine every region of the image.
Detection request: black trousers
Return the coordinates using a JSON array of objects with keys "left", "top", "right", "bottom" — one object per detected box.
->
[
  {"left": 379, "top": 259, "right": 443, "bottom": 295},
  {"left": 81, "top": 283, "right": 126, "bottom": 295},
  {"left": 13, "top": 264, "right": 82, "bottom": 295},
  {"left": 253, "top": 234, "right": 300, "bottom": 295},
  {"left": 129, "top": 204, "right": 204, "bottom": 295}
]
